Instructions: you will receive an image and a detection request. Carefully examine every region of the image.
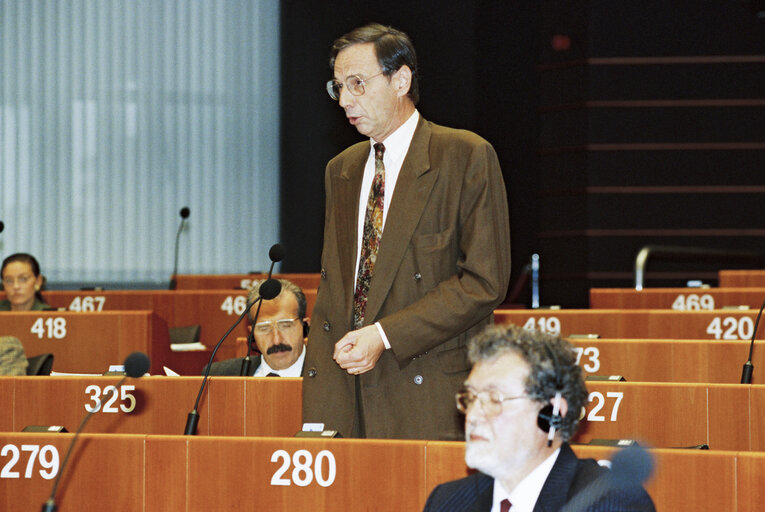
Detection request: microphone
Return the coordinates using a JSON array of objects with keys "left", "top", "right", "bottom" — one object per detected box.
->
[
  {"left": 169, "top": 207, "right": 191, "bottom": 290},
  {"left": 240, "top": 244, "right": 285, "bottom": 376},
  {"left": 0, "top": 220, "right": 4, "bottom": 233},
  {"left": 184, "top": 276, "right": 281, "bottom": 435},
  {"left": 41, "top": 352, "right": 150, "bottom": 512},
  {"left": 741, "top": 299, "right": 765, "bottom": 384},
  {"left": 560, "top": 444, "right": 654, "bottom": 512}
]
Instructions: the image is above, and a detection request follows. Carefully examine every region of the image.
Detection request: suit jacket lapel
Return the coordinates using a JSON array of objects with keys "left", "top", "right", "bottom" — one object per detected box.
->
[
  {"left": 365, "top": 117, "right": 436, "bottom": 322},
  {"left": 534, "top": 443, "right": 579, "bottom": 511},
  {"left": 332, "top": 144, "right": 369, "bottom": 315}
]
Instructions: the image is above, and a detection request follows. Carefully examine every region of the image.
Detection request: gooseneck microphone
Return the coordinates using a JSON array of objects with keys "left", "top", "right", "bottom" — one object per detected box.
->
[
  {"left": 41, "top": 352, "right": 150, "bottom": 512},
  {"left": 240, "top": 244, "right": 286, "bottom": 376},
  {"left": 741, "top": 299, "right": 765, "bottom": 384},
  {"left": 169, "top": 206, "right": 191, "bottom": 290},
  {"left": 184, "top": 277, "right": 281, "bottom": 435}
]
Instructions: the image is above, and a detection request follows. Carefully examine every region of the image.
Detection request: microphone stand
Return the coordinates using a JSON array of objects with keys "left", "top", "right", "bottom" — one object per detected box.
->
[{"left": 184, "top": 297, "right": 262, "bottom": 435}]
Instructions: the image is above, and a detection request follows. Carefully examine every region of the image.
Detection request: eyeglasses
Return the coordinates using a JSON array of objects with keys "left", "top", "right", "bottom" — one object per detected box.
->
[
  {"left": 253, "top": 318, "right": 300, "bottom": 335},
  {"left": 2, "top": 275, "right": 34, "bottom": 287},
  {"left": 326, "top": 72, "right": 385, "bottom": 101},
  {"left": 455, "top": 388, "right": 527, "bottom": 416}
]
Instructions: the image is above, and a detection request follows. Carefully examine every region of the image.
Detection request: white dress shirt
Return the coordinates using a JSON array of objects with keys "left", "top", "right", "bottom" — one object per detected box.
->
[
  {"left": 492, "top": 448, "right": 561, "bottom": 512},
  {"left": 353, "top": 110, "right": 420, "bottom": 349}
]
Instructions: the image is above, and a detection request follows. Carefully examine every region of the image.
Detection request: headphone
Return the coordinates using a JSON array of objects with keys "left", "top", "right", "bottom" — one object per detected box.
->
[
  {"left": 536, "top": 339, "right": 565, "bottom": 447},
  {"left": 302, "top": 319, "right": 310, "bottom": 338}
]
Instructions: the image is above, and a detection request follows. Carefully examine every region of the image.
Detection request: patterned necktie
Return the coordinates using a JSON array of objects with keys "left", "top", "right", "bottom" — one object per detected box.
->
[
  {"left": 266, "top": 372, "right": 280, "bottom": 377},
  {"left": 352, "top": 142, "right": 385, "bottom": 329},
  {"left": 500, "top": 498, "right": 512, "bottom": 512}
]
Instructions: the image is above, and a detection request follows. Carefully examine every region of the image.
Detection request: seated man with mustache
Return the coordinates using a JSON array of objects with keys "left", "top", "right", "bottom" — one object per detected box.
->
[{"left": 205, "top": 278, "right": 308, "bottom": 377}]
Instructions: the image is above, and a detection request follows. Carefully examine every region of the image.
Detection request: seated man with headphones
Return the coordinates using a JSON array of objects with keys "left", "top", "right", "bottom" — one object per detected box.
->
[
  {"left": 425, "top": 324, "right": 655, "bottom": 512},
  {"left": 205, "top": 278, "right": 309, "bottom": 377}
]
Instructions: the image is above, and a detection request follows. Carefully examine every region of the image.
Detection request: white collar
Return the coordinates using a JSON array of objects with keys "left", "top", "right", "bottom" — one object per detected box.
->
[{"left": 493, "top": 448, "right": 561, "bottom": 512}]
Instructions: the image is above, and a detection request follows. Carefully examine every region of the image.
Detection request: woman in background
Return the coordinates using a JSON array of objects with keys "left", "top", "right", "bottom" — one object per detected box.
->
[{"left": 0, "top": 253, "right": 50, "bottom": 311}]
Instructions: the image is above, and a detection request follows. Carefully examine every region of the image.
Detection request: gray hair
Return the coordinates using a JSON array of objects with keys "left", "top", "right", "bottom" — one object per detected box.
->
[
  {"left": 247, "top": 278, "right": 306, "bottom": 320},
  {"left": 468, "top": 324, "right": 588, "bottom": 441}
]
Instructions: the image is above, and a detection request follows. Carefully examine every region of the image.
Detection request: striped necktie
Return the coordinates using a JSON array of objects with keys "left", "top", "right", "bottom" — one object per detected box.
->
[{"left": 352, "top": 142, "right": 385, "bottom": 329}]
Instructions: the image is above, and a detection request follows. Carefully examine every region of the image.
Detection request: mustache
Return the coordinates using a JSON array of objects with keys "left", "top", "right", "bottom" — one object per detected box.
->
[{"left": 267, "top": 343, "right": 293, "bottom": 355}]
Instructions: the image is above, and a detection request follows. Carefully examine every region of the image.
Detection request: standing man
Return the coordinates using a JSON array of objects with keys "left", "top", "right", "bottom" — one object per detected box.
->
[
  {"left": 302, "top": 23, "right": 511, "bottom": 440},
  {"left": 424, "top": 325, "right": 655, "bottom": 511}
]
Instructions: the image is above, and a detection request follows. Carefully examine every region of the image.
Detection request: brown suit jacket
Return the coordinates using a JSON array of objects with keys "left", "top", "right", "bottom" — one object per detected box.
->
[{"left": 302, "top": 115, "right": 511, "bottom": 440}]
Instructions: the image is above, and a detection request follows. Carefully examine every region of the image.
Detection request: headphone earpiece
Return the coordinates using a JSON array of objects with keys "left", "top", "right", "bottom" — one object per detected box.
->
[
  {"left": 302, "top": 320, "right": 309, "bottom": 338},
  {"left": 537, "top": 403, "right": 563, "bottom": 433},
  {"left": 538, "top": 339, "right": 565, "bottom": 446}
]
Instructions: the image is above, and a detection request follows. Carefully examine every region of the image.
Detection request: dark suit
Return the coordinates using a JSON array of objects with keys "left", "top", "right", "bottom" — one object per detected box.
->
[
  {"left": 205, "top": 356, "right": 262, "bottom": 376},
  {"left": 424, "top": 444, "right": 655, "bottom": 512},
  {"left": 303, "top": 115, "right": 511, "bottom": 440}
]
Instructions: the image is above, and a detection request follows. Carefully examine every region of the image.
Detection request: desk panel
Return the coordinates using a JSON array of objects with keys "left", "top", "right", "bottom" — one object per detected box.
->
[
  {"left": 0, "top": 311, "right": 175, "bottom": 374},
  {"left": 0, "top": 379, "right": 13, "bottom": 431},
  {"left": 575, "top": 382, "right": 765, "bottom": 451},
  {"left": 569, "top": 338, "right": 765, "bottom": 384},
  {"left": 1, "top": 434, "right": 761, "bottom": 511},
  {"left": 174, "top": 273, "right": 321, "bottom": 290},
  {"left": 187, "top": 437, "right": 425, "bottom": 511},
  {"left": 0, "top": 433, "right": 145, "bottom": 512},
  {"left": 494, "top": 309, "right": 762, "bottom": 340},
  {"left": 5, "top": 376, "right": 302, "bottom": 437},
  {"left": 589, "top": 287, "right": 765, "bottom": 310},
  {"left": 719, "top": 270, "right": 765, "bottom": 287}
]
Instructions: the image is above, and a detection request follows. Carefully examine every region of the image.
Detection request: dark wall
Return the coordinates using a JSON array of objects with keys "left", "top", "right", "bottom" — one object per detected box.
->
[
  {"left": 279, "top": 1, "right": 541, "bottom": 304},
  {"left": 280, "top": 2, "right": 765, "bottom": 308}
]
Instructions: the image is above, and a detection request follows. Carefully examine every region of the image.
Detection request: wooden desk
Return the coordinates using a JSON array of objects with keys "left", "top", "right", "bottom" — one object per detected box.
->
[
  {"left": 0, "top": 311, "right": 183, "bottom": 374},
  {"left": 0, "top": 376, "right": 302, "bottom": 437},
  {"left": 569, "top": 338, "right": 765, "bottom": 384},
  {"left": 719, "top": 270, "right": 765, "bottom": 288},
  {"left": 1, "top": 434, "right": 763, "bottom": 511},
  {"left": 573, "top": 381, "right": 765, "bottom": 451},
  {"left": 494, "top": 308, "right": 763, "bottom": 340},
  {"left": 589, "top": 287, "right": 765, "bottom": 310},
  {"left": 4, "top": 375, "right": 763, "bottom": 451},
  {"left": 0, "top": 289, "right": 317, "bottom": 367},
  {"left": 173, "top": 273, "right": 321, "bottom": 290}
]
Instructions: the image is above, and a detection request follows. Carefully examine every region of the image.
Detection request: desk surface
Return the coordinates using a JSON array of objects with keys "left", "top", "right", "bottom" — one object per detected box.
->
[
  {"left": 589, "top": 287, "right": 765, "bottom": 310},
  {"left": 173, "top": 272, "right": 321, "bottom": 290},
  {"left": 494, "top": 308, "right": 763, "bottom": 340},
  {"left": 1, "top": 433, "right": 762, "bottom": 511}
]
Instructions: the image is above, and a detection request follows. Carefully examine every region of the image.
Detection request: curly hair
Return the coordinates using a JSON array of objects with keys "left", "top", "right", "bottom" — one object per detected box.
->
[{"left": 468, "top": 324, "right": 588, "bottom": 441}]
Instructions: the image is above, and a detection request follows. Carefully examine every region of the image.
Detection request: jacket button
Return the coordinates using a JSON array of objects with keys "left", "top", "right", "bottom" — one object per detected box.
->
[
  {"left": 307, "top": 368, "right": 317, "bottom": 378},
  {"left": 414, "top": 272, "right": 422, "bottom": 281},
  {"left": 323, "top": 321, "right": 331, "bottom": 332},
  {"left": 414, "top": 375, "right": 424, "bottom": 385}
]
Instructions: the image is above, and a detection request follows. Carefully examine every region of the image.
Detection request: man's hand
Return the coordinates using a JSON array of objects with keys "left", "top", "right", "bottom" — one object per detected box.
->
[{"left": 333, "top": 325, "right": 385, "bottom": 375}]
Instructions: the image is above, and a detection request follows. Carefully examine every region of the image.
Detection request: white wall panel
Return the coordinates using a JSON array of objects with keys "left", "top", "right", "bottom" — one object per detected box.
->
[{"left": 0, "top": 0, "right": 280, "bottom": 285}]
